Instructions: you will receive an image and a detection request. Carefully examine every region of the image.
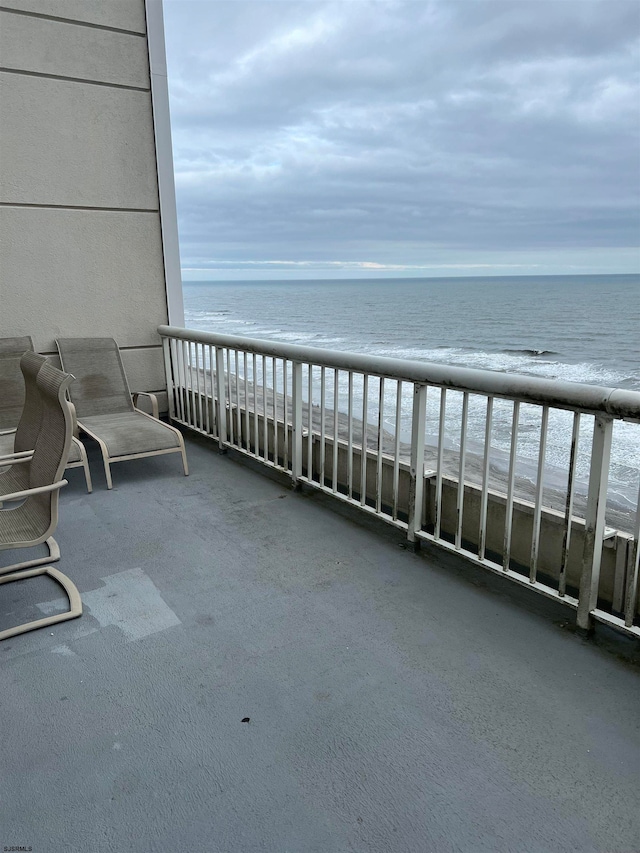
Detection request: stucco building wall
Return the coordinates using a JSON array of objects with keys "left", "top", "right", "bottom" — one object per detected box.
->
[{"left": 0, "top": 0, "right": 179, "bottom": 400}]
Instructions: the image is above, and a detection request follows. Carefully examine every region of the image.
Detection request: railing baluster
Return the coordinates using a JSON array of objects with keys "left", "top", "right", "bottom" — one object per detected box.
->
[
  {"left": 478, "top": 396, "right": 494, "bottom": 561},
  {"left": 320, "top": 366, "right": 326, "bottom": 487},
  {"left": 235, "top": 350, "right": 241, "bottom": 445},
  {"left": 348, "top": 371, "right": 354, "bottom": 499},
  {"left": 577, "top": 415, "right": 614, "bottom": 631},
  {"left": 434, "top": 388, "right": 447, "bottom": 540},
  {"left": 307, "top": 365, "right": 313, "bottom": 481},
  {"left": 392, "top": 381, "right": 402, "bottom": 521},
  {"left": 502, "top": 401, "right": 519, "bottom": 568},
  {"left": 207, "top": 345, "right": 215, "bottom": 436},
  {"left": 262, "top": 356, "right": 268, "bottom": 461},
  {"left": 211, "top": 345, "right": 217, "bottom": 434},
  {"left": 201, "top": 345, "right": 210, "bottom": 435},
  {"left": 215, "top": 347, "right": 227, "bottom": 449},
  {"left": 559, "top": 412, "right": 580, "bottom": 595},
  {"left": 530, "top": 405, "right": 549, "bottom": 583},
  {"left": 283, "top": 359, "right": 289, "bottom": 470},
  {"left": 194, "top": 342, "right": 203, "bottom": 431},
  {"left": 391, "top": 379, "right": 402, "bottom": 521},
  {"left": 292, "top": 361, "right": 303, "bottom": 486},
  {"left": 180, "top": 341, "right": 188, "bottom": 424},
  {"left": 190, "top": 341, "right": 198, "bottom": 428},
  {"left": 272, "top": 356, "right": 278, "bottom": 464},
  {"left": 243, "top": 352, "right": 249, "bottom": 450},
  {"left": 178, "top": 338, "right": 187, "bottom": 423},
  {"left": 200, "top": 344, "right": 209, "bottom": 433},
  {"left": 360, "top": 374, "right": 369, "bottom": 506},
  {"left": 376, "top": 377, "right": 385, "bottom": 513},
  {"left": 252, "top": 353, "right": 258, "bottom": 457},
  {"left": 456, "top": 392, "right": 469, "bottom": 551},
  {"left": 181, "top": 340, "right": 191, "bottom": 426},
  {"left": 407, "top": 383, "right": 427, "bottom": 544},
  {"left": 225, "top": 348, "right": 233, "bottom": 444},
  {"left": 333, "top": 369, "right": 339, "bottom": 493}
]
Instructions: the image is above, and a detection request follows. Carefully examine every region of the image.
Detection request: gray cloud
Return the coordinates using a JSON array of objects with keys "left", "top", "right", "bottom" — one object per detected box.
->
[{"left": 164, "top": 0, "right": 640, "bottom": 277}]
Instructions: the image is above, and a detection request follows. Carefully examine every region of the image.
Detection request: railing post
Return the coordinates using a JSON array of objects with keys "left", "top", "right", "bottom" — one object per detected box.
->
[
  {"left": 215, "top": 346, "right": 228, "bottom": 450},
  {"left": 291, "top": 361, "right": 303, "bottom": 487},
  {"left": 577, "top": 414, "right": 613, "bottom": 631},
  {"left": 407, "top": 383, "right": 427, "bottom": 547},
  {"left": 161, "top": 337, "right": 176, "bottom": 421},
  {"left": 623, "top": 484, "right": 640, "bottom": 628}
]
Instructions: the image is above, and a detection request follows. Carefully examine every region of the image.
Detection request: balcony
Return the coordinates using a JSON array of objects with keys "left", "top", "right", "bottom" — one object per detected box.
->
[
  {"left": 160, "top": 326, "right": 640, "bottom": 638},
  {"left": 2, "top": 430, "right": 639, "bottom": 851}
]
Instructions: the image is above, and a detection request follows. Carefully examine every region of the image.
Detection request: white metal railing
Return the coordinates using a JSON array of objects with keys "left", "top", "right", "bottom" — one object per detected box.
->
[{"left": 159, "top": 325, "right": 640, "bottom": 639}]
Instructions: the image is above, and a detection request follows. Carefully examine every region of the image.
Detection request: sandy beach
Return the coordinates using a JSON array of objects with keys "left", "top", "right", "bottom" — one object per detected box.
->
[{"left": 182, "top": 366, "right": 635, "bottom": 534}]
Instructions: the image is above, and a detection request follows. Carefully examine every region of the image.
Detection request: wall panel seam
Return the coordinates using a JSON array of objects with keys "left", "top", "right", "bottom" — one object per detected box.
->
[
  {"left": 0, "top": 203, "right": 159, "bottom": 213},
  {"left": 0, "top": 6, "right": 146, "bottom": 36},
  {"left": 0, "top": 67, "right": 150, "bottom": 92}
]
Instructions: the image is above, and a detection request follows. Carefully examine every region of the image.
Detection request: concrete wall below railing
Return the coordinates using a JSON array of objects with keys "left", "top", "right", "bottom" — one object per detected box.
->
[{"left": 302, "top": 431, "right": 633, "bottom": 611}]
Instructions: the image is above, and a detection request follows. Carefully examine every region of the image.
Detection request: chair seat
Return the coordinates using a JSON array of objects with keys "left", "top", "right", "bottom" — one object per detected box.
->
[{"left": 80, "top": 412, "right": 181, "bottom": 457}]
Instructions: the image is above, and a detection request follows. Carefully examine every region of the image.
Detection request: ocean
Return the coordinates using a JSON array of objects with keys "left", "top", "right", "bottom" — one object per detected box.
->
[{"left": 183, "top": 274, "right": 640, "bottom": 520}]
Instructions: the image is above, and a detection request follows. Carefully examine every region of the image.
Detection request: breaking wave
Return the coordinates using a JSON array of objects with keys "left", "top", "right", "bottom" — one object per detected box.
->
[{"left": 501, "top": 348, "right": 559, "bottom": 357}]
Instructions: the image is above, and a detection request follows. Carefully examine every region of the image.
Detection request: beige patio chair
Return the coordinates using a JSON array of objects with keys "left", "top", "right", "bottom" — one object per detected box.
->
[
  {"left": 0, "top": 335, "right": 33, "bottom": 435},
  {"left": 0, "top": 351, "right": 48, "bottom": 498},
  {"left": 0, "top": 359, "right": 82, "bottom": 641},
  {"left": 0, "top": 338, "right": 92, "bottom": 492},
  {"left": 57, "top": 337, "right": 188, "bottom": 489}
]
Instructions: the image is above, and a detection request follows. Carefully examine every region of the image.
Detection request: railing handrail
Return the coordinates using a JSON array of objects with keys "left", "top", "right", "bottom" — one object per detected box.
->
[{"left": 158, "top": 325, "right": 640, "bottom": 420}]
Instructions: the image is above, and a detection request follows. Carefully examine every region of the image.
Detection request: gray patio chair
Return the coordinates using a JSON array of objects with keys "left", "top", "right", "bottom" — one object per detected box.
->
[
  {"left": 0, "top": 360, "right": 82, "bottom": 641},
  {"left": 57, "top": 337, "right": 188, "bottom": 489},
  {"left": 0, "top": 338, "right": 92, "bottom": 492}
]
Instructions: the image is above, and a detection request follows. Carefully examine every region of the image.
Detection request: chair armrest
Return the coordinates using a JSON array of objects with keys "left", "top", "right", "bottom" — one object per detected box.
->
[
  {"left": 0, "top": 427, "right": 17, "bottom": 437},
  {"left": 132, "top": 391, "right": 159, "bottom": 419},
  {"left": 0, "top": 450, "right": 33, "bottom": 464},
  {"left": 0, "top": 478, "right": 68, "bottom": 505},
  {"left": 67, "top": 400, "right": 81, "bottom": 439}
]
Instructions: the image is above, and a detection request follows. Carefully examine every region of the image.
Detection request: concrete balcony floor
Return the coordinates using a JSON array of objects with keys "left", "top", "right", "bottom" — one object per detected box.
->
[{"left": 1, "top": 433, "right": 639, "bottom": 853}]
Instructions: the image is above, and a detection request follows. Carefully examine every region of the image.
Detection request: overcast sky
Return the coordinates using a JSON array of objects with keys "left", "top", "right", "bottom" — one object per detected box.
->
[{"left": 163, "top": 0, "right": 640, "bottom": 280}]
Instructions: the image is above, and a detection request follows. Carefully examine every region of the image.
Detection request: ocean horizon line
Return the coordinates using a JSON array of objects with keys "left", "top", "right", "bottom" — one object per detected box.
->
[{"left": 182, "top": 271, "right": 639, "bottom": 285}]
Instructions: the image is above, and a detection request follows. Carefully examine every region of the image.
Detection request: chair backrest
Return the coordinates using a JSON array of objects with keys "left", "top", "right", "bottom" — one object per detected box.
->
[
  {"left": 13, "top": 352, "right": 48, "bottom": 454},
  {"left": 56, "top": 337, "right": 134, "bottom": 418},
  {"left": 0, "top": 335, "right": 34, "bottom": 430},
  {"left": 0, "top": 361, "right": 76, "bottom": 548},
  {"left": 29, "top": 360, "right": 74, "bottom": 492}
]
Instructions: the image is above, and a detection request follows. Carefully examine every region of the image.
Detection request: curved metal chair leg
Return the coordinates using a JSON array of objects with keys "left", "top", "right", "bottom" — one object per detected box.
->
[
  {"left": 75, "top": 437, "right": 93, "bottom": 493},
  {"left": 0, "top": 565, "right": 82, "bottom": 641},
  {"left": 0, "top": 536, "right": 60, "bottom": 576},
  {"left": 179, "top": 435, "right": 189, "bottom": 476}
]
